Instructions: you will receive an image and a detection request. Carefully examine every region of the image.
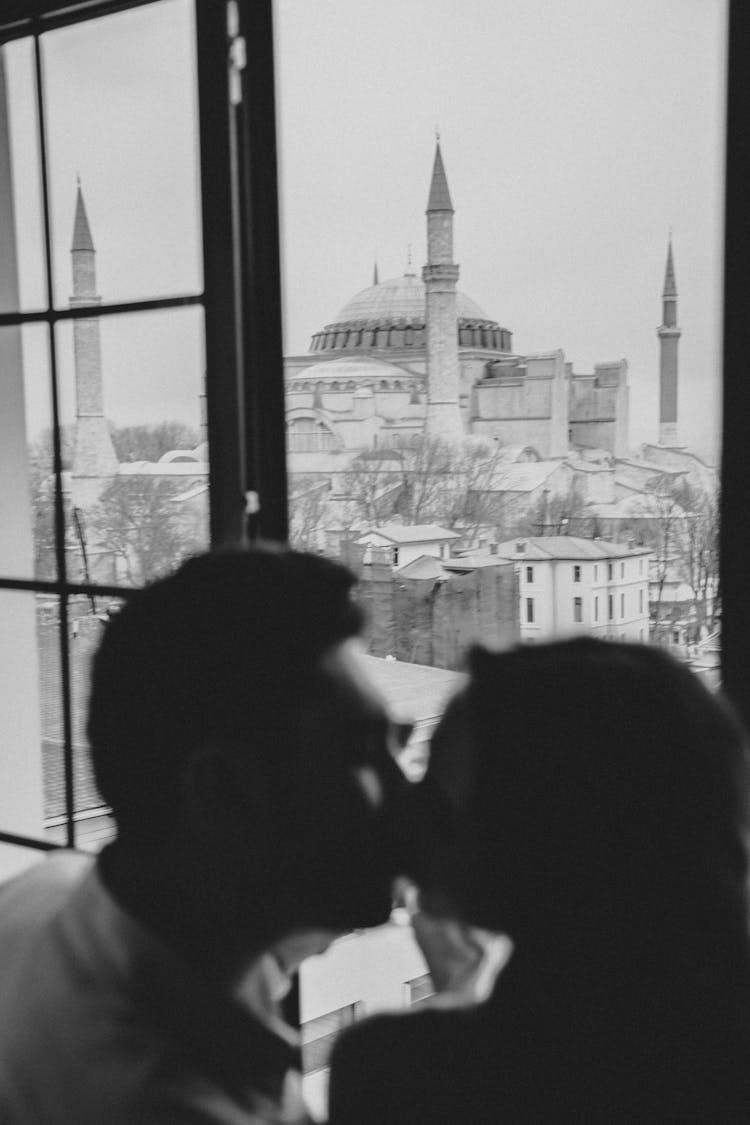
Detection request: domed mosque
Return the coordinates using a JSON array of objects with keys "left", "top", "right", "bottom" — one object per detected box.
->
[{"left": 285, "top": 143, "right": 629, "bottom": 469}]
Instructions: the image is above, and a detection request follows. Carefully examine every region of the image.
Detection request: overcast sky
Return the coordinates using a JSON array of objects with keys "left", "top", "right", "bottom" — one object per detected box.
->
[{"left": 6, "top": 0, "right": 727, "bottom": 460}]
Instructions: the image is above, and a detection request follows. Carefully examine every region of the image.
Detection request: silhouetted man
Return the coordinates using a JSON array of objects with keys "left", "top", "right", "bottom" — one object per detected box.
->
[{"left": 0, "top": 546, "right": 421, "bottom": 1124}]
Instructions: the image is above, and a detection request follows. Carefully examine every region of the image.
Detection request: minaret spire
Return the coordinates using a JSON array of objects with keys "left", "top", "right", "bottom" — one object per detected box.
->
[
  {"left": 423, "top": 140, "right": 462, "bottom": 441},
  {"left": 657, "top": 233, "right": 681, "bottom": 446},
  {"left": 69, "top": 181, "right": 118, "bottom": 506}
]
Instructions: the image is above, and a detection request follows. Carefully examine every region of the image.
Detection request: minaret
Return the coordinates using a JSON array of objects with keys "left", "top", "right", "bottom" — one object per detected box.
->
[
  {"left": 657, "top": 235, "right": 681, "bottom": 446},
  {"left": 422, "top": 141, "right": 463, "bottom": 441},
  {"left": 70, "top": 181, "right": 118, "bottom": 507}
]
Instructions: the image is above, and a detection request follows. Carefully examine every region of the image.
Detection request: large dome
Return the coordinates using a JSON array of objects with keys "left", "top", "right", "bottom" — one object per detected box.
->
[
  {"left": 336, "top": 273, "right": 489, "bottom": 323},
  {"left": 309, "top": 272, "right": 512, "bottom": 356}
]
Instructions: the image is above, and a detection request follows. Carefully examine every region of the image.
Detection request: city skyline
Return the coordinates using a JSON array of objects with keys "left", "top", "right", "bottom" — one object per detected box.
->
[{"left": 4, "top": 0, "right": 728, "bottom": 461}]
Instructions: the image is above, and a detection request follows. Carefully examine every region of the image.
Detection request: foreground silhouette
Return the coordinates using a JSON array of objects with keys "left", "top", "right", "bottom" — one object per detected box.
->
[{"left": 330, "top": 639, "right": 750, "bottom": 1123}]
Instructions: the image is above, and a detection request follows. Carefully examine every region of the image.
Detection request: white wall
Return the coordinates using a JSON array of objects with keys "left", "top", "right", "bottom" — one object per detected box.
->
[{"left": 0, "top": 52, "right": 46, "bottom": 880}]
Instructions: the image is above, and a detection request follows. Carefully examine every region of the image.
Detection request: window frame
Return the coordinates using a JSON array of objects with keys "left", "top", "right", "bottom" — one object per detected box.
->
[
  {"left": 0, "top": 0, "right": 286, "bottom": 854},
  {"left": 1, "top": 0, "right": 749, "bottom": 851}
]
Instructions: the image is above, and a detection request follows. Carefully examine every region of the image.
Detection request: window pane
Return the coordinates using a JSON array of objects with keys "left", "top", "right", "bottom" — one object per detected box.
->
[
  {"left": 0, "top": 38, "right": 46, "bottom": 312},
  {"left": 41, "top": 594, "right": 121, "bottom": 852},
  {"left": 0, "top": 324, "right": 55, "bottom": 581},
  {"left": 56, "top": 306, "right": 208, "bottom": 586},
  {"left": 0, "top": 592, "right": 52, "bottom": 857},
  {"left": 42, "top": 0, "right": 202, "bottom": 307},
  {"left": 277, "top": 0, "right": 727, "bottom": 1102}
]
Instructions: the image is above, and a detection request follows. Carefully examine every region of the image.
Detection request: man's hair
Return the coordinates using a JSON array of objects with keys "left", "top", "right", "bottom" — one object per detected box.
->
[{"left": 88, "top": 544, "right": 363, "bottom": 839}]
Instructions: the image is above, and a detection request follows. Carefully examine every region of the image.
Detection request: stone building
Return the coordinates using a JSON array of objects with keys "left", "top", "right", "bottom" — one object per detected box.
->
[{"left": 285, "top": 141, "right": 630, "bottom": 470}]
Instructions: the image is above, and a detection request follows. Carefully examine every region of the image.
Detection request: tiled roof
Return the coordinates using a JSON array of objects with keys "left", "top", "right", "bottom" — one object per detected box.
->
[
  {"left": 493, "top": 536, "right": 651, "bottom": 561},
  {"left": 358, "top": 524, "right": 460, "bottom": 544}
]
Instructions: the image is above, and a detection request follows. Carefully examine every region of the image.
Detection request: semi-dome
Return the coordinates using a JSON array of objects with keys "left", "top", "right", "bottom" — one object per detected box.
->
[
  {"left": 309, "top": 272, "right": 512, "bottom": 356},
  {"left": 288, "top": 354, "right": 423, "bottom": 393}
]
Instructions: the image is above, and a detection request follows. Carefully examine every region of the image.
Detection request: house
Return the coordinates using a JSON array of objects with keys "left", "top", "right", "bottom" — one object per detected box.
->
[
  {"left": 354, "top": 524, "right": 460, "bottom": 568},
  {"left": 491, "top": 536, "right": 652, "bottom": 644}
]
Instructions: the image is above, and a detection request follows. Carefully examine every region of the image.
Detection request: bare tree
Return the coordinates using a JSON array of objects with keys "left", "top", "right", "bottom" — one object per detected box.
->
[
  {"left": 90, "top": 476, "right": 202, "bottom": 585},
  {"left": 340, "top": 451, "right": 405, "bottom": 526},
  {"left": 288, "top": 476, "right": 330, "bottom": 551},
  {"left": 633, "top": 473, "right": 690, "bottom": 630},
  {"left": 672, "top": 479, "right": 720, "bottom": 631}
]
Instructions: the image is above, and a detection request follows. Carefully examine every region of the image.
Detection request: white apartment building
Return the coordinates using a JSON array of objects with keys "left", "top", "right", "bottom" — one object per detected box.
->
[
  {"left": 354, "top": 524, "right": 460, "bottom": 569},
  {"left": 493, "top": 537, "right": 652, "bottom": 644}
]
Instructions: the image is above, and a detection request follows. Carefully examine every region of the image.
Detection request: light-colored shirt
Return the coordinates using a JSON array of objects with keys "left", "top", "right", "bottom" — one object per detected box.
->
[{"left": 0, "top": 851, "right": 309, "bottom": 1124}]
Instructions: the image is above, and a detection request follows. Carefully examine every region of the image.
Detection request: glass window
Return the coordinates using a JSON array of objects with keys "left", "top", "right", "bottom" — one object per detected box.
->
[
  {"left": 0, "top": 0, "right": 261, "bottom": 865},
  {"left": 594, "top": 595, "right": 599, "bottom": 621},
  {"left": 608, "top": 594, "right": 614, "bottom": 621},
  {"left": 620, "top": 592, "right": 625, "bottom": 618},
  {"left": 573, "top": 565, "right": 581, "bottom": 582},
  {"left": 526, "top": 597, "right": 535, "bottom": 623},
  {"left": 573, "top": 596, "right": 583, "bottom": 622},
  {"left": 526, "top": 565, "right": 534, "bottom": 583}
]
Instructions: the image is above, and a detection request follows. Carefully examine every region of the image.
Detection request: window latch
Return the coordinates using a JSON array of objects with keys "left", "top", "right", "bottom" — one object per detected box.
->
[{"left": 227, "top": 1, "right": 246, "bottom": 106}]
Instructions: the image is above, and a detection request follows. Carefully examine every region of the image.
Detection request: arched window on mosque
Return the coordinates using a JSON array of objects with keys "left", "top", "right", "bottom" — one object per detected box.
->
[{"left": 287, "top": 417, "right": 337, "bottom": 453}]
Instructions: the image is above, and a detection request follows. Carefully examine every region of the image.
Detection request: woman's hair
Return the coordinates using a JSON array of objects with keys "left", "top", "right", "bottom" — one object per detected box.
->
[{"left": 446, "top": 638, "right": 750, "bottom": 960}]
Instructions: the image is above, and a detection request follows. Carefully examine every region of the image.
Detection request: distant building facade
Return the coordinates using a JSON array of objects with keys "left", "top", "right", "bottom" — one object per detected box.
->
[
  {"left": 488, "top": 537, "right": 652, "bottom": 644},
  {"left": 285, "top": 142, "right": 630, "bottom": 468}
]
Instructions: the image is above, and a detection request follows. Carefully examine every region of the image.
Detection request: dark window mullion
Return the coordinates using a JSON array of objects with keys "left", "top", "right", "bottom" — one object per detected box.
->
[
  {"left": 237, "top": 0, "right": 288, "bottom": 543},
  {"left": 0, "top": 293, "right": 204, "bottom": 329},
  {"left": 34, "top": 33, "right": 76, "bottom": 848},
  {"left": 196, "top": 0, "right": 246, "bottom": 548}
]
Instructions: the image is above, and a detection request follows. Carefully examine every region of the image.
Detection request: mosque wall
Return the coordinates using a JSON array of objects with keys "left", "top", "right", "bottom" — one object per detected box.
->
[{"left": 470, "top": 416, "right": 560, "bottom": 458}]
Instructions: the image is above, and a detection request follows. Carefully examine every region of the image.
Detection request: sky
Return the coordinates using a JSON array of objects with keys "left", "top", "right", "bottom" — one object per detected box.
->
[{"left": 5, "top": 0, "right": 728, "bottom": 461}]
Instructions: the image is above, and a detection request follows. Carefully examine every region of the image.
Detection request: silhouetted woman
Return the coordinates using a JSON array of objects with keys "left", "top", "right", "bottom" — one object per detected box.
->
[{"left": 329, "top": 638, "right": 750, "bottom": 1123}]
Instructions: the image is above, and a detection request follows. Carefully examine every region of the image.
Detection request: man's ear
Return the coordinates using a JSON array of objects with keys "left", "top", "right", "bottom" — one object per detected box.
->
[{"left": 181, "top": 744, "right": 274, "bottom": 841}]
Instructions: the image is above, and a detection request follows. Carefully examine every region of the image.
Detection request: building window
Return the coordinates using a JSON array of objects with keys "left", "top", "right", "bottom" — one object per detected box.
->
[
  {"left": 408, "top": 972, "right": 436, "bottom": 1007},
  {"left": 620, "top": 592, "right": 625, "bottom": 618},
  {"left": 620, "top": 562, "right": 625, "bottom": 579},
  {"left": 573, "top": 565, "right": 581, "bottom": 583},
  {"left": 526, "top": 565, "right": 534, "bottom": 584},
  {"left": 301, "top": 1003, "right": 361, "bottom": 1075},
  {"left": 392, "top": 547, "right": 399, "bottom": 566},
  {"left": 639, "top": 588, "right": 644, "bottom": 614},
  {"left": 607, "top": 563, "right": 613, "bottom": 581},
  {"left": 573, "top": 597, "right": 583, "bottom": 623},
  {"left": 608, "top": 594, "right": 614, "bottom": 621},
  {"left": 526, "top": 597, "right": 534, "bottom": 624},
  {"left": 594, "top": 595, "right": 599, "bottom": 622},
  {"left": 639, "top": 558, "right": 644, "bottom": 575}
]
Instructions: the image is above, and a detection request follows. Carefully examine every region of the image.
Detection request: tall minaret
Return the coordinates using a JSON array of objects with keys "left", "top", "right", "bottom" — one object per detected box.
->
[
  {"left": 422, "top": 141, "right": 463, "bottom": 441},
  {"left": 657, "top": 235, "right": 681, "bottom": 446},
  {"left": 70, "top": 181, "right": 118, "bottom": 507}
]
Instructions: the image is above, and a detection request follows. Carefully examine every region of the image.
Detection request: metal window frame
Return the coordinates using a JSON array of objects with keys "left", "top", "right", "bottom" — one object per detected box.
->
[{"left": 0, "top": 0, "right": 287, "bottom": 853}]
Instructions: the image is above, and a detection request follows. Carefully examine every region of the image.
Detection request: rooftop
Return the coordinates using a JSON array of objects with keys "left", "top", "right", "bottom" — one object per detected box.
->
[
  {"left": 357, "top": 524, "right": 460, "bottom": 545},
  {"left": 493, "top": 536, "right": 652, "bottom": 561}
]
